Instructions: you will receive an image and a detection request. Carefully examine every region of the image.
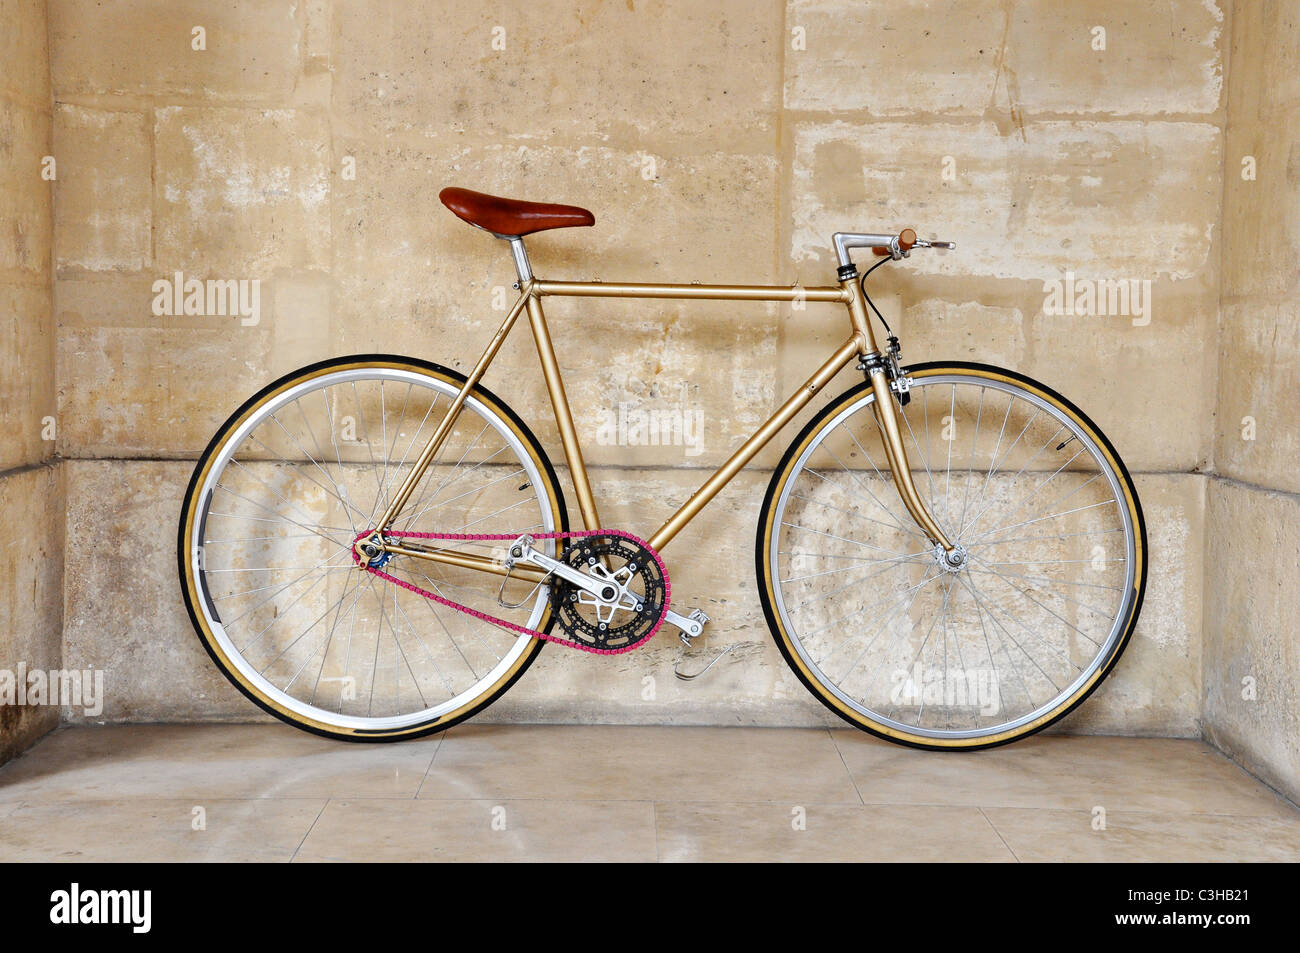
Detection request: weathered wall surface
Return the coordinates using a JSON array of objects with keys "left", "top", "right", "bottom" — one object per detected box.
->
[
  {"left": 0, "top": 0, "right": 62, "bottom": 763},
  {"left": 48, "top": 1, "right": 1227, "bottom": 733},
  {"left": 1205, "top": 1, "right": 1300, "bottom": 802}
]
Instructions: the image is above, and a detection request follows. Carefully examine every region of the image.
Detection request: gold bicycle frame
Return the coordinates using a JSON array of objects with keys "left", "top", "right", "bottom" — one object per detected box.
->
[{"left": 364, "top": 263, "right": 954, "bottom": 582}]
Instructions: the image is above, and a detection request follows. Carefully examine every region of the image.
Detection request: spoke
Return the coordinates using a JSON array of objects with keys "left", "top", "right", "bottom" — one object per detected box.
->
[
  {"left": 322, "top": 386, "right": 356, "bottom": 533},
  {"left": 257, "top": 418, "right": 366, "bottom": 529},
  {"left": 959, "top": 400, "right": 1037, "bottom": 538},
  {"left": 957, "top": 386, "right": 985, "bottom": 535},
  {"left": 223, "top": 459, "right": 349, "bottom": 546},
  {"left": 213, "top": 480, "right": 348, "bottom": 550},
  {"left": 790, "top": 490, "right": 922, "bottom": 538},
  {"left": 821, "top": 439, "right": 925, "bottom": 543},
  {"left": 965, "top": 565, "right": 1122, "bottom": 592},
  {"left": 834, "top": 423, "right": 929, "bottom": 540},
  {"left": 309, "top": 570, "right": 364, "bottom": 706},
  {"left": 963, "top": 572, "right": 1079, "bottom": 677},
  {"left": 218, "top": 549, "right": 352, "bottom": 628},
  {"left": 967, "top": 556, "right": 1104, "bottom": 646},
  {"left": 400, "top": 564, "right": 507, "bottom": 663},
  {"left": 239, "top": 567, "right": 338, "bottom": 657},
  {"left": 781, "top": 549, "right": 928, "bottom": 584},
  {"left": 961, "top": 421, "right": 1064, "bottom": 541},
  {"left": 967, "top": 498, "right": 1117, "bottom": 543},
  {"left": 975, "top": 471, "right": 1103, "bottom": 545},
  {"left": 781, "top": 521, "right": 918, "bottom": 559},
  {"left": 396, "top": 421, "right": 493, "bottom": 530},
  {"left": 944, "top": 383, "right": 956, "bottom": 531},
  {"left": 843, "top": 569, "right": 943, "bottom": 688},
  {"left": 788, "top": 555, "right": 931, "bottom": 611},
  {"left": 958, "top": 572, "right": 1038, "bottom": 710},
  {"left": 980, "top": 526, "right": 1121, "bottom": 547},
  {"left": 961, "top": 573, "right": 1070, "bottom": 690},
  {"left": 807, "top": 568, "right": 941, "bottom": 644}
]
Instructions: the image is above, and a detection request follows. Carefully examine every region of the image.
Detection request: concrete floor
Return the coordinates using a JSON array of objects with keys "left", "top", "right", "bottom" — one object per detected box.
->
[{"left": 0, "top": 724, "right": 1297, "bottom": 862}]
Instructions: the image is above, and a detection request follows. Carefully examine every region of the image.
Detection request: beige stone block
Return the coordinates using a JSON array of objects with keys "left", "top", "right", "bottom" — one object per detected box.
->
[
  {"left": 785, "top": 0, "right": 1224, "bottom": 117},
  {"left": 0, "top": 282, "right": 55, "bottom": 471},
  {"left": 333, "top": 0, "right": 779, "bottom": 150},
  {"left": 49, "top": 0, "right": 303, "bottom": 103},
  {"left": 62, "top": 460, "right": 271, "bottom": 723},
  {"left": 1204, "top": 479, "right": 1300, "bottom": 804},
  {"left": 57, "top": 325, "right": 271, "bottom": 458},
  {"left": 154, "top": 107, "right": 330, "bottom": 275},
  {"left": 0, "top": 0, "right": 50, "bottom": 107},
  {"left": 1024, "top": 281, "right": 1218, "bottom": 472},
  {"left": 1221, "top": 104, "right": 1300, "bottom": 298},
  {"left": 790, "top": 120, "right": 1222, "bottom": 281},
  {"left": 898, "top": 297, "right": 1027, "bottom": 367},
  {"left": 1226, "top": 0, "right": 1300, "bottom": 121},
  {"left": 1056, "top": 474, "right": 1204, "bottom": 737},
  {"left": 1215, "top": 300, "right": 1300, "bottom": 493},
  {"left": 0, "top": 464, "right": 64, "bottom": 763},
  {"left": 53, "top": 105, "right": 151, "bottom": 272},
  {"left": 0, "top": 99, "right": 51, "bottom": 280},
  {"left": 1001, "top": 0, "right": 1224, "bottom": 116},
  {"left": 784, "top": 0, "right": 1003, "bottom": 115},
  {"left": 269, "top": 275, "right": 335, "bottom": 376}
]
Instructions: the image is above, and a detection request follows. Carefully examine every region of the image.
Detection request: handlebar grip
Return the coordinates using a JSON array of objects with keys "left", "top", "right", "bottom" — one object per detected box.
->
[{"left": 872, "top": 228, "right": 917, "bottom": 257}]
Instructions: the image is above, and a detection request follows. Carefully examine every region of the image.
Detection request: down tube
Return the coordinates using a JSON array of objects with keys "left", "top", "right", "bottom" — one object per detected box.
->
[{"left": 648, "top": 336, "right": 863, "bottom": 552}]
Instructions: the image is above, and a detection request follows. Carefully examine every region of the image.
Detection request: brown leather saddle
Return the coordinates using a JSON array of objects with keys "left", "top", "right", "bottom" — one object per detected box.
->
[{"left": 439, "top": 187, "right": 595, "bottom": 238}]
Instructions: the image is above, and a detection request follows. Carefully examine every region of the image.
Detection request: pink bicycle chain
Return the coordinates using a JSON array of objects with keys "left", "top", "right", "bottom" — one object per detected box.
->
[{"left": 351, "top": 528, "right": 671, "bottom": 655}]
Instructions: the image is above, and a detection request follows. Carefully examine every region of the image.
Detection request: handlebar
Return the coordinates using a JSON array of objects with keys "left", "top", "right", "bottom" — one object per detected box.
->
[{"left": 832, "top": 230, "right": 956, "bottom": 267}]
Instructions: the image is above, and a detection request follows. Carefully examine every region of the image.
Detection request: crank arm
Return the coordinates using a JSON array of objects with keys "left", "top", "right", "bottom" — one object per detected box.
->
[
  {"left": 662, "top": 609, "right": 705, "bottom": 640},
  {"left": 508, "top": 537, "right": 628, "bottom": 605}
]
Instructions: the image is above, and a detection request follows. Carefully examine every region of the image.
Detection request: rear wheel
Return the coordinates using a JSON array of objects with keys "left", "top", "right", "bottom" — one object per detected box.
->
[
  {"left": 757, "top": 363, "right": 1146, "bottom": 749},
  {"left": 178, "top": 355, "right": 567, "bottom": 741}
]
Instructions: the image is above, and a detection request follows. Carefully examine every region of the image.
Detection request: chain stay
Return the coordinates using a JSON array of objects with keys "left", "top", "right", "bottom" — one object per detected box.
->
[{"left": 351, "top": 528, "right": 671, "bottom": 656}]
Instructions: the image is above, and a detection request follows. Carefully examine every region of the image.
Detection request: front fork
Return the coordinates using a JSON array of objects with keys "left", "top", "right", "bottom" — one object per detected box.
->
[{"left": 840, "top": 272, "right": 955, "bottom": 553}]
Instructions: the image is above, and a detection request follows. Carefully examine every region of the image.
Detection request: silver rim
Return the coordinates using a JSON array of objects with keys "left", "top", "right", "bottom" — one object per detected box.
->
[
  {"left": 188, "top": 367, "right": 556, "bottom": 732},
  {"left": 770, "top": 374, "right": 1137, "bottom": 741}
]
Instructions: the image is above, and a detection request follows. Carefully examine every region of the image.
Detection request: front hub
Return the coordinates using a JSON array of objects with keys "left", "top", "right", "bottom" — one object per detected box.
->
[{"left": 934, "top": 542, "right": 968, "bottom": 574}]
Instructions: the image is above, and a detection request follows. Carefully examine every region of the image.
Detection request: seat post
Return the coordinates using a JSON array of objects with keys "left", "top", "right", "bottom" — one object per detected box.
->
[{"left": 507, "top": 237, "right": 532, "bottom": 283}]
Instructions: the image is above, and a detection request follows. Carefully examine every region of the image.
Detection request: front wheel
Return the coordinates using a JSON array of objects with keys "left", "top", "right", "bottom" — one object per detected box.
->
[{"left": 757, "top": 363, "right": 1147, "bottom": 750}]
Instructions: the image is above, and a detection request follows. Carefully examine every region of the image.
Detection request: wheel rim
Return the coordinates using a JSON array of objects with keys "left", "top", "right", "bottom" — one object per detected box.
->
[
  {"left": 186, "top": 366, "right": 557, "bottom": 732},
  {"left": 769, "top": 372, "right": 1138, "bottom": 742}
]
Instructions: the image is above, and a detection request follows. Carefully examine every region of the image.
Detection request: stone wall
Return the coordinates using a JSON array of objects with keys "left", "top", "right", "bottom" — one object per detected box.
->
[
  {"left": 0, "top": 0, "right": 62, "bottom": 763},
  {"left": 33, "top": 3, "right": 1232, "bottom": 737},
  {"left": 1205, "top": 1, "right": 1300, "bottom": 802}
]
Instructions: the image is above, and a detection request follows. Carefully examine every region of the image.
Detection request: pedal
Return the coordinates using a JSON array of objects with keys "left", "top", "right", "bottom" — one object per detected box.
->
[{"left": 668, "top": 607, "right": 736, "bottom": 681}]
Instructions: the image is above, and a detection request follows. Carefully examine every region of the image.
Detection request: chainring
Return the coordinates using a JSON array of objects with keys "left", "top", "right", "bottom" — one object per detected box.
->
[{"left": 549, "top": 535, "right": 668, "bottom": 651}]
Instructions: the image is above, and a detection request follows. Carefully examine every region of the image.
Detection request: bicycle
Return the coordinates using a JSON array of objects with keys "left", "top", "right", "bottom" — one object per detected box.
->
[{"left": 178, "top": 187, "right": 1147, "bottom": 749}]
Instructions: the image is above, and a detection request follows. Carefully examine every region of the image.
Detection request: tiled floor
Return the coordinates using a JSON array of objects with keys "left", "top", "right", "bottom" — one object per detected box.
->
[{"left": 0, "top": 724, "right": 1297, "bottom": 862}]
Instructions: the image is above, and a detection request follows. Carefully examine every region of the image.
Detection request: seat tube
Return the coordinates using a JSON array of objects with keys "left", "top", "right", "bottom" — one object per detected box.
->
[{"left": 526, "top": 294, "right": 603, "bottom": 531}]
